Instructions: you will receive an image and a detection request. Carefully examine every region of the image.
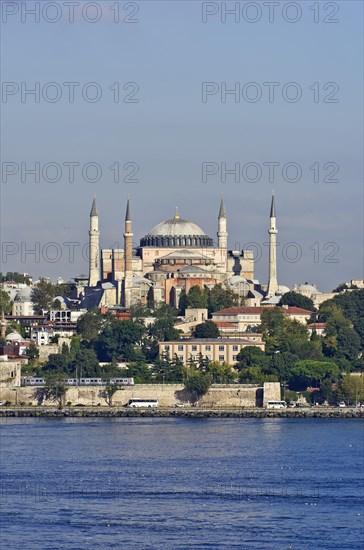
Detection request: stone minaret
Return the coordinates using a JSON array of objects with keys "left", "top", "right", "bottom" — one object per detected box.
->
[
  {"left": 217, "top": 196, "right": 228, "bottom": 250},
  {"left": 267, "top": 193, "right": 278, "bottom": 297},
  {"left": 1, "top": 311, "right": 7, "bottom": 339},
  {"left": 88, "top": 198, "right": 100, "bottom": 287},
  {"left": 123, "top": 198, "right": 133, "bottom": 308}
]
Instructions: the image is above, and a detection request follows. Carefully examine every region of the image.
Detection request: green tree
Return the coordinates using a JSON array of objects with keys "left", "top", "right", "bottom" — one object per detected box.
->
[
  {"left": 52, "top": 298, "right": 62, "bottom": 310},
  {"left": 71, "top": 349, "right": 101, "bottom": 378},
  {"left": 259, "top": 308, "right": 286, "bottom": 352},
  {"left": 332, "top": 283, "right": 349, "bottom": 292},
  {"left": 290, "top": 360, "right": 339, "bottom": 391},
  {"left": 95, "top": 319, "right": 146, "bottom": 362},
  {"left": 27, "top": 342, "right": 39, "bottom": 364},
  {"left": 31, "top": 279, "right": 56, "bottom": 313},
  {"left": 238, "top": 366, "right": 277, "bottom": 385},
  {"left": 34, "top": 379, "right": 67, "bottom": 408},
  {"left": 154, "top": 352, "right": 184, "bottom": 383},
  {"left": 77, "top": 309, "right": 103, "bottom": 341},
  {"left": 126, "top": 362, "right": 153, "bottom": 383},
  {"left": 279, "top": 291, "right": 315, "bottom": 312},
  {"left": 206, "top": 361, "right": 236, "bottom": 383},
  {"left": 207, "top": 284, "right": 240, "bottom": 314},
  {"left": 336, "top": 375, "right": 364, "bottom": 405},
  {"left": 320, "top": 379, "right": 334, "bottom": 403},
  {"left": 269, "top": 351, "right": 299, "bottom": 382},
  {"left": 6, "top": 320, "right": 26, "bottom": 338},
  {"left": 129, "top": 302, "right": 151, "bottom": 320},
  {"left": 178, "top": 291, "right": 188, "bottom": 315},
  {"left": 149, "top": 304, "right": 181, "bottom": 342},
  {"left": 141, "top": 304, "right": 181, "bottom": 362},
  {"left": 186, "top": 286, "right": 208, "bottom": 309},
  {"left": 192, "top": 320, "right": 220, "bottom": 339},
  {"left": 320, "top": 300, "right": 362, "bottom": 366},
  {"left": 286, "top": 339, "right": 323, "bottom": 361},
  {"left": 236, "top": 346, "right": 270, "bottom": 369},
  {"left": 284, "top": 318, "right": 309, "bottom": 341},
  {"left": 284, "top": 390, "right": 298, "bottom": 404},
  {"left": 330, "top": 290, "right": 364, "bottom": 345},
  {"left": 0, "top": 290, "right": 13, "bottom": 315},
  {"left": 184, "top": 371, "right": 212, "bottom": 403},
  {"left": 336, "top": 326, "right": 361, "bottom": 363},
  {"left": 0, "top": 272, "right": 31, "bottom": 285},
  {"left": 42, "top": 353, "right": 70, "bottom": 376},
  {"left": 100, "top": 383, "right": 120, "bottom": 406}
]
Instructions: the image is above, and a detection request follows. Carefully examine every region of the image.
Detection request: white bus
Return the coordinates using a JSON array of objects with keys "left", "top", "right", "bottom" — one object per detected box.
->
[
  {"left": 267, "top": 400, "right": 287, "bottom": 410},
  {"left": 127, "top": 398, "right": 159, "bottom": 408}
]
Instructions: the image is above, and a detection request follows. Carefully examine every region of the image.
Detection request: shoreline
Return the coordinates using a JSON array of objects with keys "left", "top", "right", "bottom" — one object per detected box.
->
[{"left": 1, "top": 407, "right": 363, "bottom": 419}]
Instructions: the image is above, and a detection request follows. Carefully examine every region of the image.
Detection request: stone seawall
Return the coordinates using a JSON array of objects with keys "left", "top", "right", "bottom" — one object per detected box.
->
[
  {"left": 1, "top": 407, "right": 363, "bottom": 419},
  {"left": 0, "top": 382, "right": 280, "bottom": 408}
]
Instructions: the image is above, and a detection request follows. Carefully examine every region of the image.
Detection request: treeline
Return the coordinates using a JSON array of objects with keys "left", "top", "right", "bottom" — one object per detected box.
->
[
  {"left": 0, "top": 272, "right": 31, "bottom": 285},
  {"left": 178, "top": 284, "right": 241, "bottom": 315},
  {"left": 31, "top": 278, "right": 71, "bottom": 313},
  {"left": 28, "top": 304, "right": 182, "bottom": 383},
  {"left": 27, "top": 288, "right": 364, "bottom": 404}
]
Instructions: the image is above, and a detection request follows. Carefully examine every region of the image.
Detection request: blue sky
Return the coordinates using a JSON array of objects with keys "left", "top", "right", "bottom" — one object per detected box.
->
[{"left": 1, "top": 0, "right": 363, "bottom": 291}]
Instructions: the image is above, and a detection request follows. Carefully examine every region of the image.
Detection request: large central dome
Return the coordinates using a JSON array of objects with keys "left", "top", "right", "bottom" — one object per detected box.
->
[{"left": 140, "top": 208, "right": 214, "bottom": 248}]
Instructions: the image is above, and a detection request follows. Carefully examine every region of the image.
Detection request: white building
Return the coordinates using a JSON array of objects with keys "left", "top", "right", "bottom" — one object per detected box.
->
[
  {"left": 212, "top": 306, "right": 314, "bottom": 332},
  {"left": 12, "top": 287, "right": 35, "bottom": 316}
]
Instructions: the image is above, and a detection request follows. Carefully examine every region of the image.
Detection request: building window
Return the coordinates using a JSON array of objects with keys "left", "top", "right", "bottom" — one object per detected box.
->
[
  {"left": 191, "top": 345, "right": 197, "bottom": 351},
  {"left": 233, "top": 355, "right": 237, "bottom": 361},
  {"left": 219, "top": 355, "right": 224, "bottom": 361},
  {"left": 233, "top": 345, "right": 238, "bottom": 351},
  {"left": 164, "top": 345, "right": 170, "bottom": 351},
  {"left": 178, "top": 345, "right": 183, "bottom": 351},
  {"left": 205, "top": 345, "right": 211, "bottom": 351},
  {"left": 219, "top": 345, "right": 224, "bottom": 351}
]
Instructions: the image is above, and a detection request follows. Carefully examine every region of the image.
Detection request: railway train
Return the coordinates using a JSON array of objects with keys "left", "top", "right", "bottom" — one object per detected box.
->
[{"left": 21, "top": 377, "right": 134, "bottom": 387}]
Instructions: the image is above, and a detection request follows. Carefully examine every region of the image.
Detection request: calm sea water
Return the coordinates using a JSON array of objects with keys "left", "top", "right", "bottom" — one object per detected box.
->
[{"left": 0, "top": 417, "right": 363, "bottom": 550}]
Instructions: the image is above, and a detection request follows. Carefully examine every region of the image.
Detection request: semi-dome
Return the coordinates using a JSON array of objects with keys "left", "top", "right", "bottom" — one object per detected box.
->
[
  {"left": 6, "top": 332, "right": 23, "bottom": 342},
  {"left": 14, "top": 287, "right": 32, "bottom": 302},
  {"left": 296, "top": 283, "right": 321, "bottom": 295},
  {"left": 140, "top": 208, "right": 214, "bottom": 248}
]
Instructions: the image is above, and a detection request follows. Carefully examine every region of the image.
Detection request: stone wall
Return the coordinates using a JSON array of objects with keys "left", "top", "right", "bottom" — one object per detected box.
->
[
  {"left": 0, "top": 383, "right": 272, "bottom": 407},
  {"left": 0, "top": 361, "right": 22, "bottom": 388},
  {"left": 38, "top": 344, "right": 59, "bottom": 362},
  {"left": 263, "top": 382, "right": 281, "bottom": 406}
]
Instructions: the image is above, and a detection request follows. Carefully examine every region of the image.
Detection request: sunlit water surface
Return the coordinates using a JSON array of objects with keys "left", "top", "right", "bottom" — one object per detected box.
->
[{"left": 1, "top": 417, "right": 363, "bottom": 549}]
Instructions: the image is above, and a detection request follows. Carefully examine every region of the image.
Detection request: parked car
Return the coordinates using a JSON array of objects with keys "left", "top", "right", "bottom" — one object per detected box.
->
[{"left": 338, "top": 401, "right": 346, "bottom": 408}]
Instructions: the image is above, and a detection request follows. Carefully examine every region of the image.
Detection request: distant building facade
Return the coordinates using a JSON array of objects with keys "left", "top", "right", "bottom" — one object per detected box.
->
[
  {"left": 212, "top": 306, "right": 314, "bottom": 332},
  {"left": 85, "top": 197, "right": 259, "bottom": 309},
  {"left": 159, "top": 337, "right": 265, "bottom": 366}
]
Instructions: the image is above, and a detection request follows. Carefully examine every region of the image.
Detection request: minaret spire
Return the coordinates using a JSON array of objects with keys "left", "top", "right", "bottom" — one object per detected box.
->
[
  {"left": 90, "top": 197, "right": 98, "bottom": 217},
  {"left": 270, "top": 191, "right": 276, "bottom": 218},
  {"left": 88, "top": 198, "right": 100, "bottom": 287},
  {"left": 267, "top": 192, "right": 278, "bottom": 297},
  {"left": 125, "top": 196, "right": 131, "bottom": 221},
  {"left": 123, "top": 197, "right": 134, "bottom": 308},
  {"left": 219, "top": 195, "right": 226, "bottom": 218},
  {"left": 217, "top": 195, "right": 228, "bottom": 251}
]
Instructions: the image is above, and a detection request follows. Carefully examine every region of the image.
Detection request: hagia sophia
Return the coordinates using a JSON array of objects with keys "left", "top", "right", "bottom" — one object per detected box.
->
[{"left": 81, "top": 196, "right": 281, "bottom": 309}]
